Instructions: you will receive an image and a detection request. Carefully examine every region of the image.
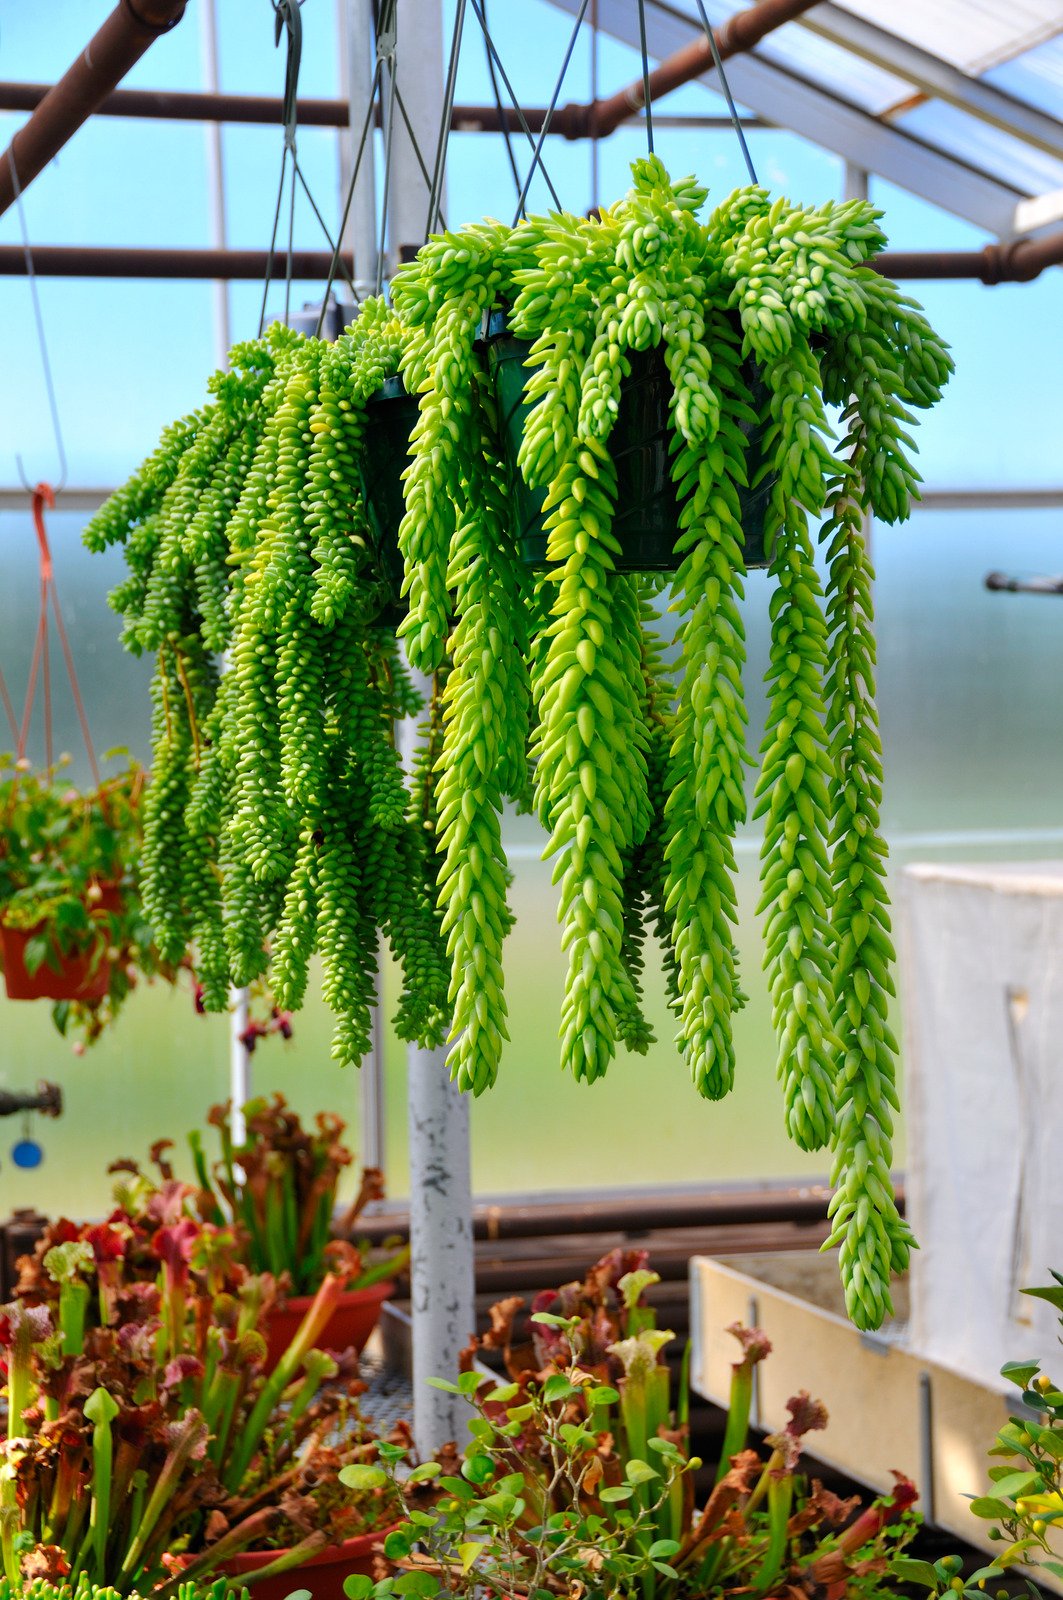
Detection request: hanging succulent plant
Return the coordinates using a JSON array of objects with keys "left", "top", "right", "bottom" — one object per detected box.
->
[
  {"left": 89, "top": 158, "right": 951, "bottom": 1331},
  {"left": 84, "top": 305, "right": 450, "bottom": 1068},
  {"left": 387, "top": 157, "right": 951, "bottom": 1329}
]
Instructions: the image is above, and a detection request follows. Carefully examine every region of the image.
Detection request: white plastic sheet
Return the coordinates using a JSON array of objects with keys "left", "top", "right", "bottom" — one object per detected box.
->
[{"left": 902, "top": 861, "right": 1063, "bottom": 1388}]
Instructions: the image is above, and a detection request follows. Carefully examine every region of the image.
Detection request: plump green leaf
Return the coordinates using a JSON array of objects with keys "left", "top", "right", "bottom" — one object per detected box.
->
[
  {"left": 343, "top": 1578, "right": 374, "bottom": 1600},
  {"left": 1001, "top": 1361, "right": 1042, "bottom": 1389},
  {"left": 625, "top": 1459, "right": 660, "bottom": 1486},
  {"left": 598, "top": 1485, "right": 634, "bottom": 1503},
  {"left": 339, "top": 1464, "right": 388, "bottom": 1491}
]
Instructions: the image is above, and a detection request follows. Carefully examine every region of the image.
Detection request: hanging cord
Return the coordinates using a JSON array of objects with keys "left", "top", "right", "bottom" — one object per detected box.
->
[
  {"left": 470, "top": 0, "right": 562, "bottom": 212},
  {"left": 259, "top": 0, "right": 359, "bottom": 335},
  {"left": 374, "top": 0, "right": 400, "bottom": 296},
  {"left": 691, "top": 0, "right": 759, "bottom": 185},
  {"left": 317, "top": 0, "right": 439, "bottom": 328},
  {"left": 479, "top": 0, "right": 520, "bottom": 198},
  {"left": 512, "top": 0, "right": 591, "bottom": 225},
  {"left": 636, "top": 0, "right": 654, "bottom": 156},
  {"left": 18, "top": 485, "right": 102, "bottom": 787},
  {"left": 425, "top": 0, "right": 469, "bottom": 240},
  {"left": 6, "top": 151, "right": 68, "bottom": 495},
  {"left": 590, "top": 0, "right": 600, "bottom": 212}
]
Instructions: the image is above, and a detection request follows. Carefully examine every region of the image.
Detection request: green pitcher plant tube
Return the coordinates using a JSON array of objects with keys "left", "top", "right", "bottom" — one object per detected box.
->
[{"left": 87, "top": 159, "right": 951, "bottom": 1331}]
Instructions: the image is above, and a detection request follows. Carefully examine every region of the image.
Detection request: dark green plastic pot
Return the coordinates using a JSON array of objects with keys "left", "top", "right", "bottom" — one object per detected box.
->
[
  {"left": 360, "top": 372, "right": 418, "bottom": 617},
  {"left": 483, "top": 309, "right": 776, "bottom": 571}
]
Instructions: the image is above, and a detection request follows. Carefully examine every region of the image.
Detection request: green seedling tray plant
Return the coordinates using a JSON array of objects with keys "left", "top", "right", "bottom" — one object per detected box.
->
[{"left": 347, "top": 1249, "right": 925, "bottom": 1600}]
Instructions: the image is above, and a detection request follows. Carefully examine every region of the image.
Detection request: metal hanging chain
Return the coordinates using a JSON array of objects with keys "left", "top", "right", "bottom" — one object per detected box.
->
[
  {"left": 259, "top": 0, "right": 358, "bottom": 335},
  {"left": 512, "top": 0, "right": 591, "bottom": 226},
  {"left": 316, "top": 1, "right": 440, "bottom": 331},
  {"left": 470, "top": 0, "right": 562, "bottom": 213},
  {"left": 6, "top": 151, "right": 68, "bottom": 495},
  {"left": 425, "top": 0, "right": 469, "bottom": 240},
  {"left": 374, "top": 12, "right": 400, "bottom": 297},
  {"left": 590, "top": 0, "right": 600, "bottom": 212},
  {"left": 637, "top": 0, "right": 655, "bottom": 156},
  {"left": 691, "top": 0, "right": 759, "bottom": 184}
]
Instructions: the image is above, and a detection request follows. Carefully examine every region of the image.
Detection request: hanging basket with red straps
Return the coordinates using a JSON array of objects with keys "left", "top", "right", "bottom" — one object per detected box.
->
[{"left": 0, "top": 486, "right": 164, "bottom": 1042}]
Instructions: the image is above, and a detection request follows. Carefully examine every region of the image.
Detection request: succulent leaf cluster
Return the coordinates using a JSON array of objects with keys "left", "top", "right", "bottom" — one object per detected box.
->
[
  {"left": 85, "top": 307, "right": 449, "bottom": 1067},
  {"left": 90, "top": 160, "right": 952, "bottom": 1331}
]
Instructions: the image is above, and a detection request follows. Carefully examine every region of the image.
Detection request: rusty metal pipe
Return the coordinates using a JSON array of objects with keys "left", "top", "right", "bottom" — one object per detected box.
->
[
  {"left": 0, "top": 0, "right": 187, "bottom": 218},
  {"left": 0, "top": 83, "right": 760, "bottom": 137},
  {"left": 2, "top": 238, "right": 1061, "bottom": 284},
  {"left": 585, "top": 0, "right": 821, "bottom": 139},
  {"left": 0, "top": 81, "right": 349, "bottom": 128}
]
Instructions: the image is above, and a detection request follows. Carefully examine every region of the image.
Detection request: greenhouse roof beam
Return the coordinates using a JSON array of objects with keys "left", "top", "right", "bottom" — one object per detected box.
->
[
  {"left": 803, "top": 4, "right": 1063, "bottom": 162},
  {"left": 1, "top": 234, "right": 1061, "bottom": 283},
  {"left": 0, "top": 0, "right": 187, "bottom": 219},
  {"left": 0, "top": 80, "right": 763, "bottom": 136},
  {"left": 0, "top": 81, "right": 350, "bottom": 127},
  {"left": 544, "top": 0, "right": 1034, "bottom": 240},
  {"left": 584, "top": 0, "right": 820, "bottom": 138}
]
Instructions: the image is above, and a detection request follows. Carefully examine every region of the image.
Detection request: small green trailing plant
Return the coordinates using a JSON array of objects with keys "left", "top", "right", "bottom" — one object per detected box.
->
[
  {"left": 188, "top": 1095, "right": 409, "bottom": 1297},
  {"left": 84, "top": 309, "right": 448, "bottom": 1070},
  {"left": 0, "top": 752, "right": 167, "bottom": 1047},
  {"left": 88, "top": 159, "right": 953, "bottom": 1330},
  {"left": 344, "top": 1251, "right": 924, "bottom": 1600}
]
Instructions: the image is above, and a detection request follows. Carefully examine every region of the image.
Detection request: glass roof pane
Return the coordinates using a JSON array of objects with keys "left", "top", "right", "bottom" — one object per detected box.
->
[
  {"left": 893, "top": 98, "right": 1063, "bottom": 195},
  {"left": 985, "top": 32, "right": 1063, "bottom": 116},
  {"left": 827, "top": 1, "right": 1063, "bottom": 77},
  {"left": 678, "top": 0, "right": 920, "bottom": 115}
]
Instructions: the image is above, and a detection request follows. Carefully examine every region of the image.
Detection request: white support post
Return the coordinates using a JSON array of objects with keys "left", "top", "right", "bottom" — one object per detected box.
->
[
  {"left": 198, "top": 0, "right": 230, "bottom": 363},
  {"left": 229, "top": 985, "right": 251, "bottom": 1145},
  {"left": 388, "top": 2, "right": 476, "bottom": 1453},
  {"left": 398, "top": 667, "right": 475, "bottom": 1456}
]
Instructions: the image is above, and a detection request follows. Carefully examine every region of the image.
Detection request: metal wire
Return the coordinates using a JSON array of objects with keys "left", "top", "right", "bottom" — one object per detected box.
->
[
  {"left": 316, "top": 53, "right": 384, "bottom": 332},
  {"left": 426, "top": 0, "right": 469, "bottom": 240},
  {"left": 375, "top": 51, "right": 399, "bottom": 296},
  {"left": 637, "top": 0, "right": 654, "bottom": 155},
  {"left": 480, "top": 0, "right": 520, "bottom": 198},
  {"left": 512, "top": 0, "right": 591, "bottom": 225},
  {"left": 691, "top": 0, "right": 759, "bottom": 184},
  {"left": 6, "top": 151, "right": 68, "bottom": 493},
  {"left": 470, "top": 0, "right": 562, "bottom": 212}
]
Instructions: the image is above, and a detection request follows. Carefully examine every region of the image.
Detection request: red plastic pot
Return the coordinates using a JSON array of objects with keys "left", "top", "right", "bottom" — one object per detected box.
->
[
  {"left": 220, "top": 1526, "right": 392, "bottom": 1600},
  {"left": 0, "top": 884, "right": 122, "bottom": 1003},
  {"left": 263, "top": 1279, "right": 394, "bottom": 1373}
]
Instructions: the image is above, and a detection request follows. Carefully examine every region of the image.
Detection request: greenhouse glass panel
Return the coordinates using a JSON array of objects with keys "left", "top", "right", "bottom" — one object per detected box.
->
[
  {"left": 986, "top": 32, "right": 1063, "bottom": 116},
  {"left": 892, "top": 100, "right": 1063, "bottom": 196},
  {"left": 823, "top": 0, "right": 1063, "bottom": 76}
]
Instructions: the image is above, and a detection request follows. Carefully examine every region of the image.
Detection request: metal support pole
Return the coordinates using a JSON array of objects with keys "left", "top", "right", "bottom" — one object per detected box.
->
[{"left": 198, "top": 0, "right": 230, "bottom": 363}]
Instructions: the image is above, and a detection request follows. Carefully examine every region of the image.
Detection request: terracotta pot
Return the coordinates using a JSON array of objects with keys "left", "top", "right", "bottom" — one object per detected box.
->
[
  {"left": 263, "top": 1279, "right": 393, "bottom": 1373},
  {"left": 0, "top": 884, "right": 122, "bottom": 1003},
  {"left": 220, "top": 1526, "right": 390, "bottom": 1600}
]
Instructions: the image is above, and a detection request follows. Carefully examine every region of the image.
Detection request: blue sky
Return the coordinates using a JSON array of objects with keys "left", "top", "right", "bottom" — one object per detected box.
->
[{"left": 0, "top": 0, "right": 1061, "bottom": 491}]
